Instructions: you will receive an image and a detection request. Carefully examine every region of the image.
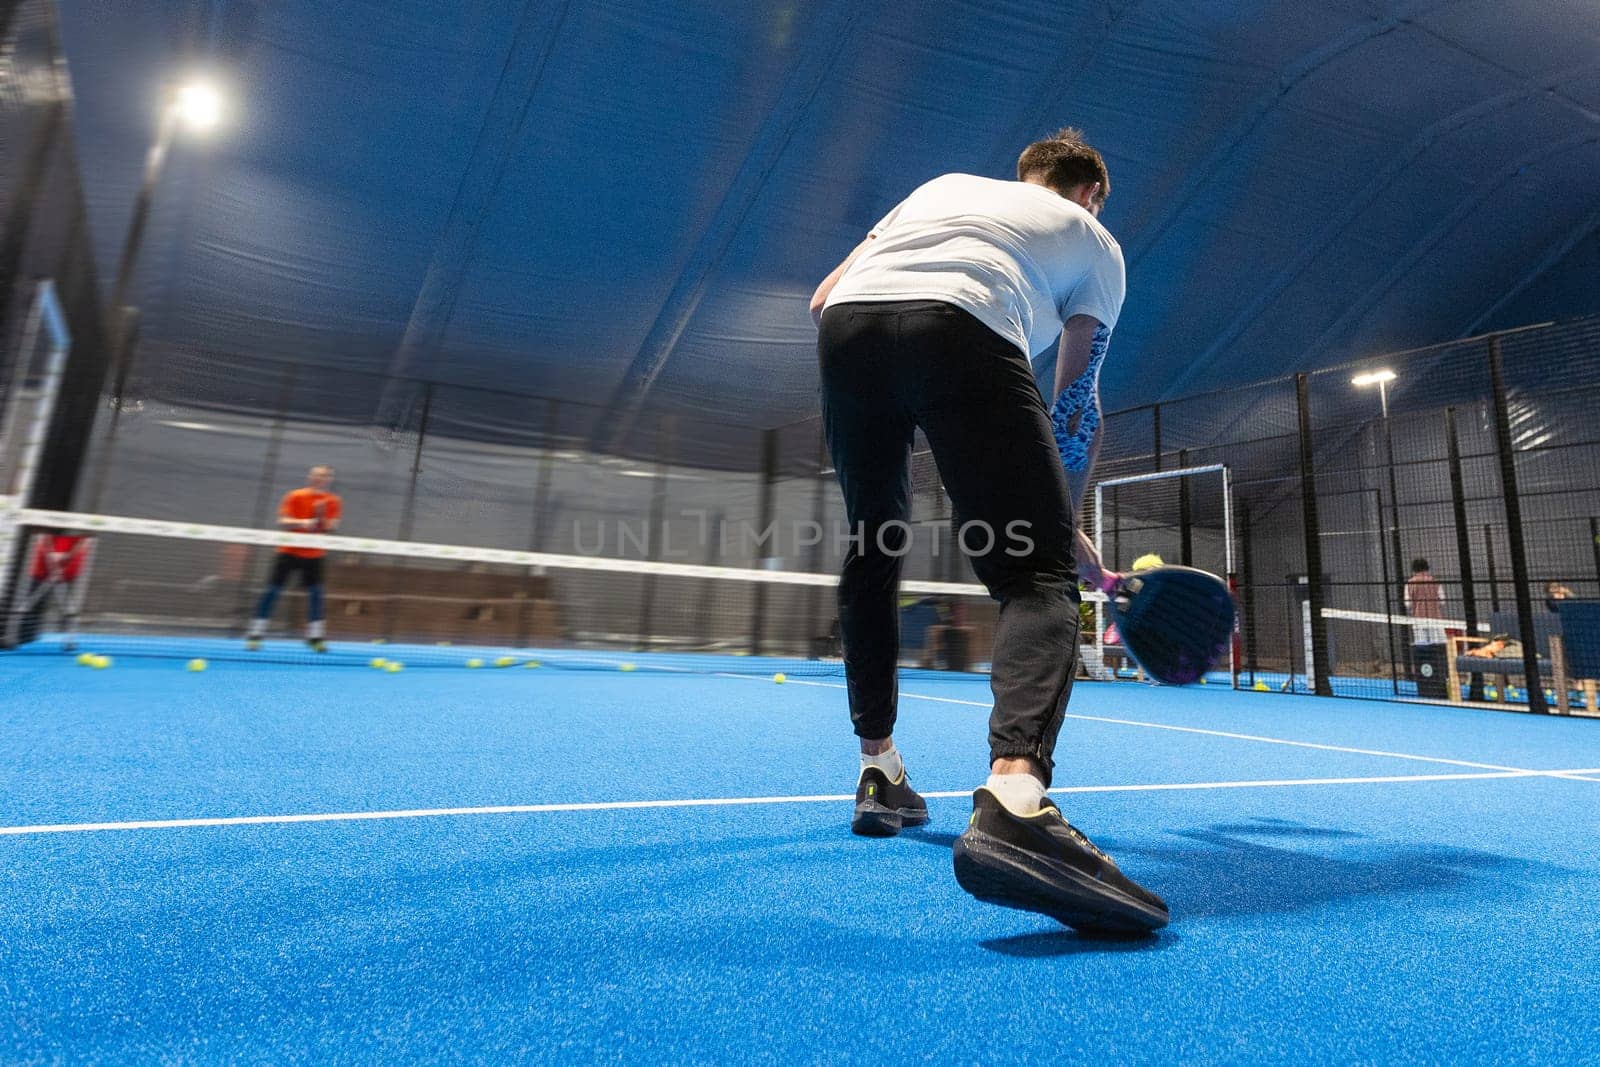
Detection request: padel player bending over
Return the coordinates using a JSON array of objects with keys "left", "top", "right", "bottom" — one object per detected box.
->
[
  {"left": 246, "top": 465, "right": 342, "bottom": 653},
  {"left": 811, "top": 129, "right": 1167, "bottom": 933}
]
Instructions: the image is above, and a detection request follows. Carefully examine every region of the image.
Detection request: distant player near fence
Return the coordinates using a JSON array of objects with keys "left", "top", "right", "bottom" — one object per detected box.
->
[{"left": 245, "top": 465, "right": 342, "bottom": 652}]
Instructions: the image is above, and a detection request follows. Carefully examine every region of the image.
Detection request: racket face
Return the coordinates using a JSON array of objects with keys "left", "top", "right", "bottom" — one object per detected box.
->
[{"left": 1106, "top": 566, "right": 1235, "bottom": 685}]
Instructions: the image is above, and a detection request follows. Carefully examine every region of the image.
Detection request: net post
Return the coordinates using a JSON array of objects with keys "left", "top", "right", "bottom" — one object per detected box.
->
[
  {"left": 1486, "top": 335, "right": 1547, "bottom": 713},
  {"left": 1445, "top": 407, "right": 1482, "bottom": 701},
  {"left": 1221, "top": 462, "right": 1237, "bottom": 687},
  {"left": 1295, "top": 373, "right": 1332, "bottom": 696},
  {"left": 1381, "top": 391, "right": 1406, "bottom": 686},
  {"left": 1373, "top": 486, "right": 1401, "bottom": 696},
  {"left": 1239, "top": 502, "right": 1256, "bottom": 685},
  {"left": 748, "top": 428, "right": 778, "bottom": 655}
]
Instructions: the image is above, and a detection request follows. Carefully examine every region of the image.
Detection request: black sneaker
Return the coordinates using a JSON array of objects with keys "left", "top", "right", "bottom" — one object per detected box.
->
[
  {"left": 851, "top": 765, "right": 930, "bottom": 837},
  {"left": 307, "top": 638, "right": 327, "bottom": 653},
  {"left": 953, "top": 787, "right": 1168, "bottom": 934},
  {"left": 245, "top": 637, "right": 262, "bottom": 652}
]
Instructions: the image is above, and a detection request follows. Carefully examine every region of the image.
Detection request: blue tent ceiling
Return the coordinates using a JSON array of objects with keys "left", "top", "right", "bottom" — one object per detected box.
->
[{"left": 56, "top": 0, "right": 1600, "bottom": 430}]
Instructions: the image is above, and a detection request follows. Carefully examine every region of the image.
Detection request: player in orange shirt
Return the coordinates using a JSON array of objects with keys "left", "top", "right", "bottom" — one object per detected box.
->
[{"left": 246, "top": 465, "right": 342, "bottom": 652}]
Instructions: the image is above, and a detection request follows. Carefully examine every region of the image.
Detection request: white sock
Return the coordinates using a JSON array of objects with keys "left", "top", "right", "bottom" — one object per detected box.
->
[
  {"left": 307, "top": 620, "right": 326, "bottom": 639},
  {"left": 985, "top": 772, "right": 1046, "bottom": 815},
  {"left": 247, "top": 618, "right": 266, "bottom": 638},
  {"left": 861, "top": 744, "right": 905, "bottom": 781}
]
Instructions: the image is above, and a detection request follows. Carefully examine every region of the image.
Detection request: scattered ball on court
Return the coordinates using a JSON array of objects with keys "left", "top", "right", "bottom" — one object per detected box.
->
[
  {"left": 369, "top": 658, "right": 388, "bottom": 669},
  {"left": 186, "top": 659, "right": 207, "bottom": 672},
  {"left": 1252, "top": 680, "right": 1269, "bottom": 691},
  {"left": 494, "top": 656, "right": 515, "bottom": 667},
  {"left": 75, "top": 652, "right": 94, "bottom": 666},
  {"left": 774, "top": 672, "right": 786, "bottom": 684},
  {"left": 466, "top": 658, "right": 484, "bottom": 668},
  {"left": 619, "top": 662, "right": 636, "bottom": 672},
  {"left": 523, "top": 660, "right": 541, "bottom": 669},
  {"left": 90, "top": 655, "right": 111, "bottom": 669},
  {"left": 384, "top": 661, "right": 403, "bottom": 673}
]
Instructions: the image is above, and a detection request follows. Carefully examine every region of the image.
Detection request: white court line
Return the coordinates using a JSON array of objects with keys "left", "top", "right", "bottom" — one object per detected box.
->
[
  {"left": 769, "top": 677, "right": 1600, "bottom": 782},
  {"left": 2, "top": 768, "right": 1597, "bottom": 837}
]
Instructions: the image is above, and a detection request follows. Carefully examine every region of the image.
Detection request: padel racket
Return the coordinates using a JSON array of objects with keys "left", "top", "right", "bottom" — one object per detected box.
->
[{"left": 1099, "top": 566, "right": 1234, "bottom": 685}]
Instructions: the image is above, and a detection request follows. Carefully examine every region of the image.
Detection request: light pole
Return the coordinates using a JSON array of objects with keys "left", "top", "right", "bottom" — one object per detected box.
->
[
  {"left": 106, "top": 81, "right": 222, "bottom": 397},
  {"left": 1354, "top": 368, "right": 1406, "bottom": 678},
  {"left": 89, "top": 80, "right": 222, "bottom": 510}
]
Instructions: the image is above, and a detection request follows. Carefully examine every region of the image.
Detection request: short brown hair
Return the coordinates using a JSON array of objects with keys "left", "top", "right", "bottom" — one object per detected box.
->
[{"left": 1017, "top": 127, "right": 1110, "bottom": 206}]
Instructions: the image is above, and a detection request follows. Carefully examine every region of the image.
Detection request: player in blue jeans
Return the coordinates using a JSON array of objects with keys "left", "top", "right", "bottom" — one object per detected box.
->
[{"left": 811, "top": 129, "right": 1167, "bottom": 934}]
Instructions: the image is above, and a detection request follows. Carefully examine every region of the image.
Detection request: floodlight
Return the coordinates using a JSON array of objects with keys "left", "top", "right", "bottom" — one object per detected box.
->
[
  {"left": 1351, "top": 369, "right": 1397, "bottom": 388},
  {"left": 174, "top": 83, "right": 222, "bottom": 129}
]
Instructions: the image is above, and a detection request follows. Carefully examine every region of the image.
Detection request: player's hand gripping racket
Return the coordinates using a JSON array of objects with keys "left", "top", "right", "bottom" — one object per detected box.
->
[{"left": 1098, "top": 566, "right": 1235, "bottom": 685}]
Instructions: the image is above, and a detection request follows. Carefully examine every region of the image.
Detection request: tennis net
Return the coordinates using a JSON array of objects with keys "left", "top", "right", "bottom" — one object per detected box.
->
[{"left": 2, "top": 509, "right": 1016, "bottom": 676}]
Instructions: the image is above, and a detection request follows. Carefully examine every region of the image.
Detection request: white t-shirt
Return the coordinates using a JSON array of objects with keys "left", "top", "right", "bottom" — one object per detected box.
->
[{"left": 824, "top": 172, "right": 1126, "bottom": 357}]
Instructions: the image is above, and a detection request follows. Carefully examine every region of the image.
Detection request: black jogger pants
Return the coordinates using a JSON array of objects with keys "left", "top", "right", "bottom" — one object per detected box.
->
[{"left": 819, "top": 299, "right": 1080, "bottom": 786}]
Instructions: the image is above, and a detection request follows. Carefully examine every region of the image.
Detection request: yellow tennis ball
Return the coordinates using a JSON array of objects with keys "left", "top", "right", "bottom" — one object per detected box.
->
[
  {"left": 466, "top": 658, "right": 484, "bottom": 669},
  {"left": 371, "top": 638, "right": 387, "bottom": 645},
  {"left": 186, "top": 659, "right": 208, "bottom": 672},
  {"left": 494, "top": 656, "right": 515, "bottom": 668},
  {"left": 523, "top": 660, "right": 541, "bottom": 669},
  {"left": 619, "top": 662, "right": 636, "bottom": 672},
  {"left": 1252, "top": 680, "right": 1269, "bottom": 692},
  {"left": 384, "top": 661, "right": 403, "bottom": 673},
  {"left": 91, "top": 655, "right": 111, "bottom": 669},
  {"left": 774, "top": 672, "right": 786, "bottom": 684},
  {"left": 76, "top": 652, "right": 94, "bottom": 666},
  {"left": 1131, "top": 553, "right": 1165, "bottom": 572},
  {"left": 369, "top": 658, "right": 388, "bottom": 669}
]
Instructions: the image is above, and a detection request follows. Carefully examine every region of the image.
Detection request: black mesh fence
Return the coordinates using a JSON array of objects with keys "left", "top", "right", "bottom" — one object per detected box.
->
[
  {"left": 1089, "top": 315, "right": 1600, "bottom": 712},
  {"left": 40, "top": 310, "right": 1600, "bottom": 707}
]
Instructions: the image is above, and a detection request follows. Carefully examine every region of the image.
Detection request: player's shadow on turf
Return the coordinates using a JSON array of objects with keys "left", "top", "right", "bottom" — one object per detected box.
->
[
  {"left": 980, "top": 928, "right": 1173, "bottom": 957},
  {"left": 904, "top": 819, "right": 1554, "bottom": 956},
  {"left": 1108, "top": 818, "right": 1555, "bottom": 922}
]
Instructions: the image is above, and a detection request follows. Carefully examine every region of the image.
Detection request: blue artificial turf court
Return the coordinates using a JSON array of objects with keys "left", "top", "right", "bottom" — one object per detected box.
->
[{"left": 3, "top": 642, "right": 1599, "bottom": 1063}]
